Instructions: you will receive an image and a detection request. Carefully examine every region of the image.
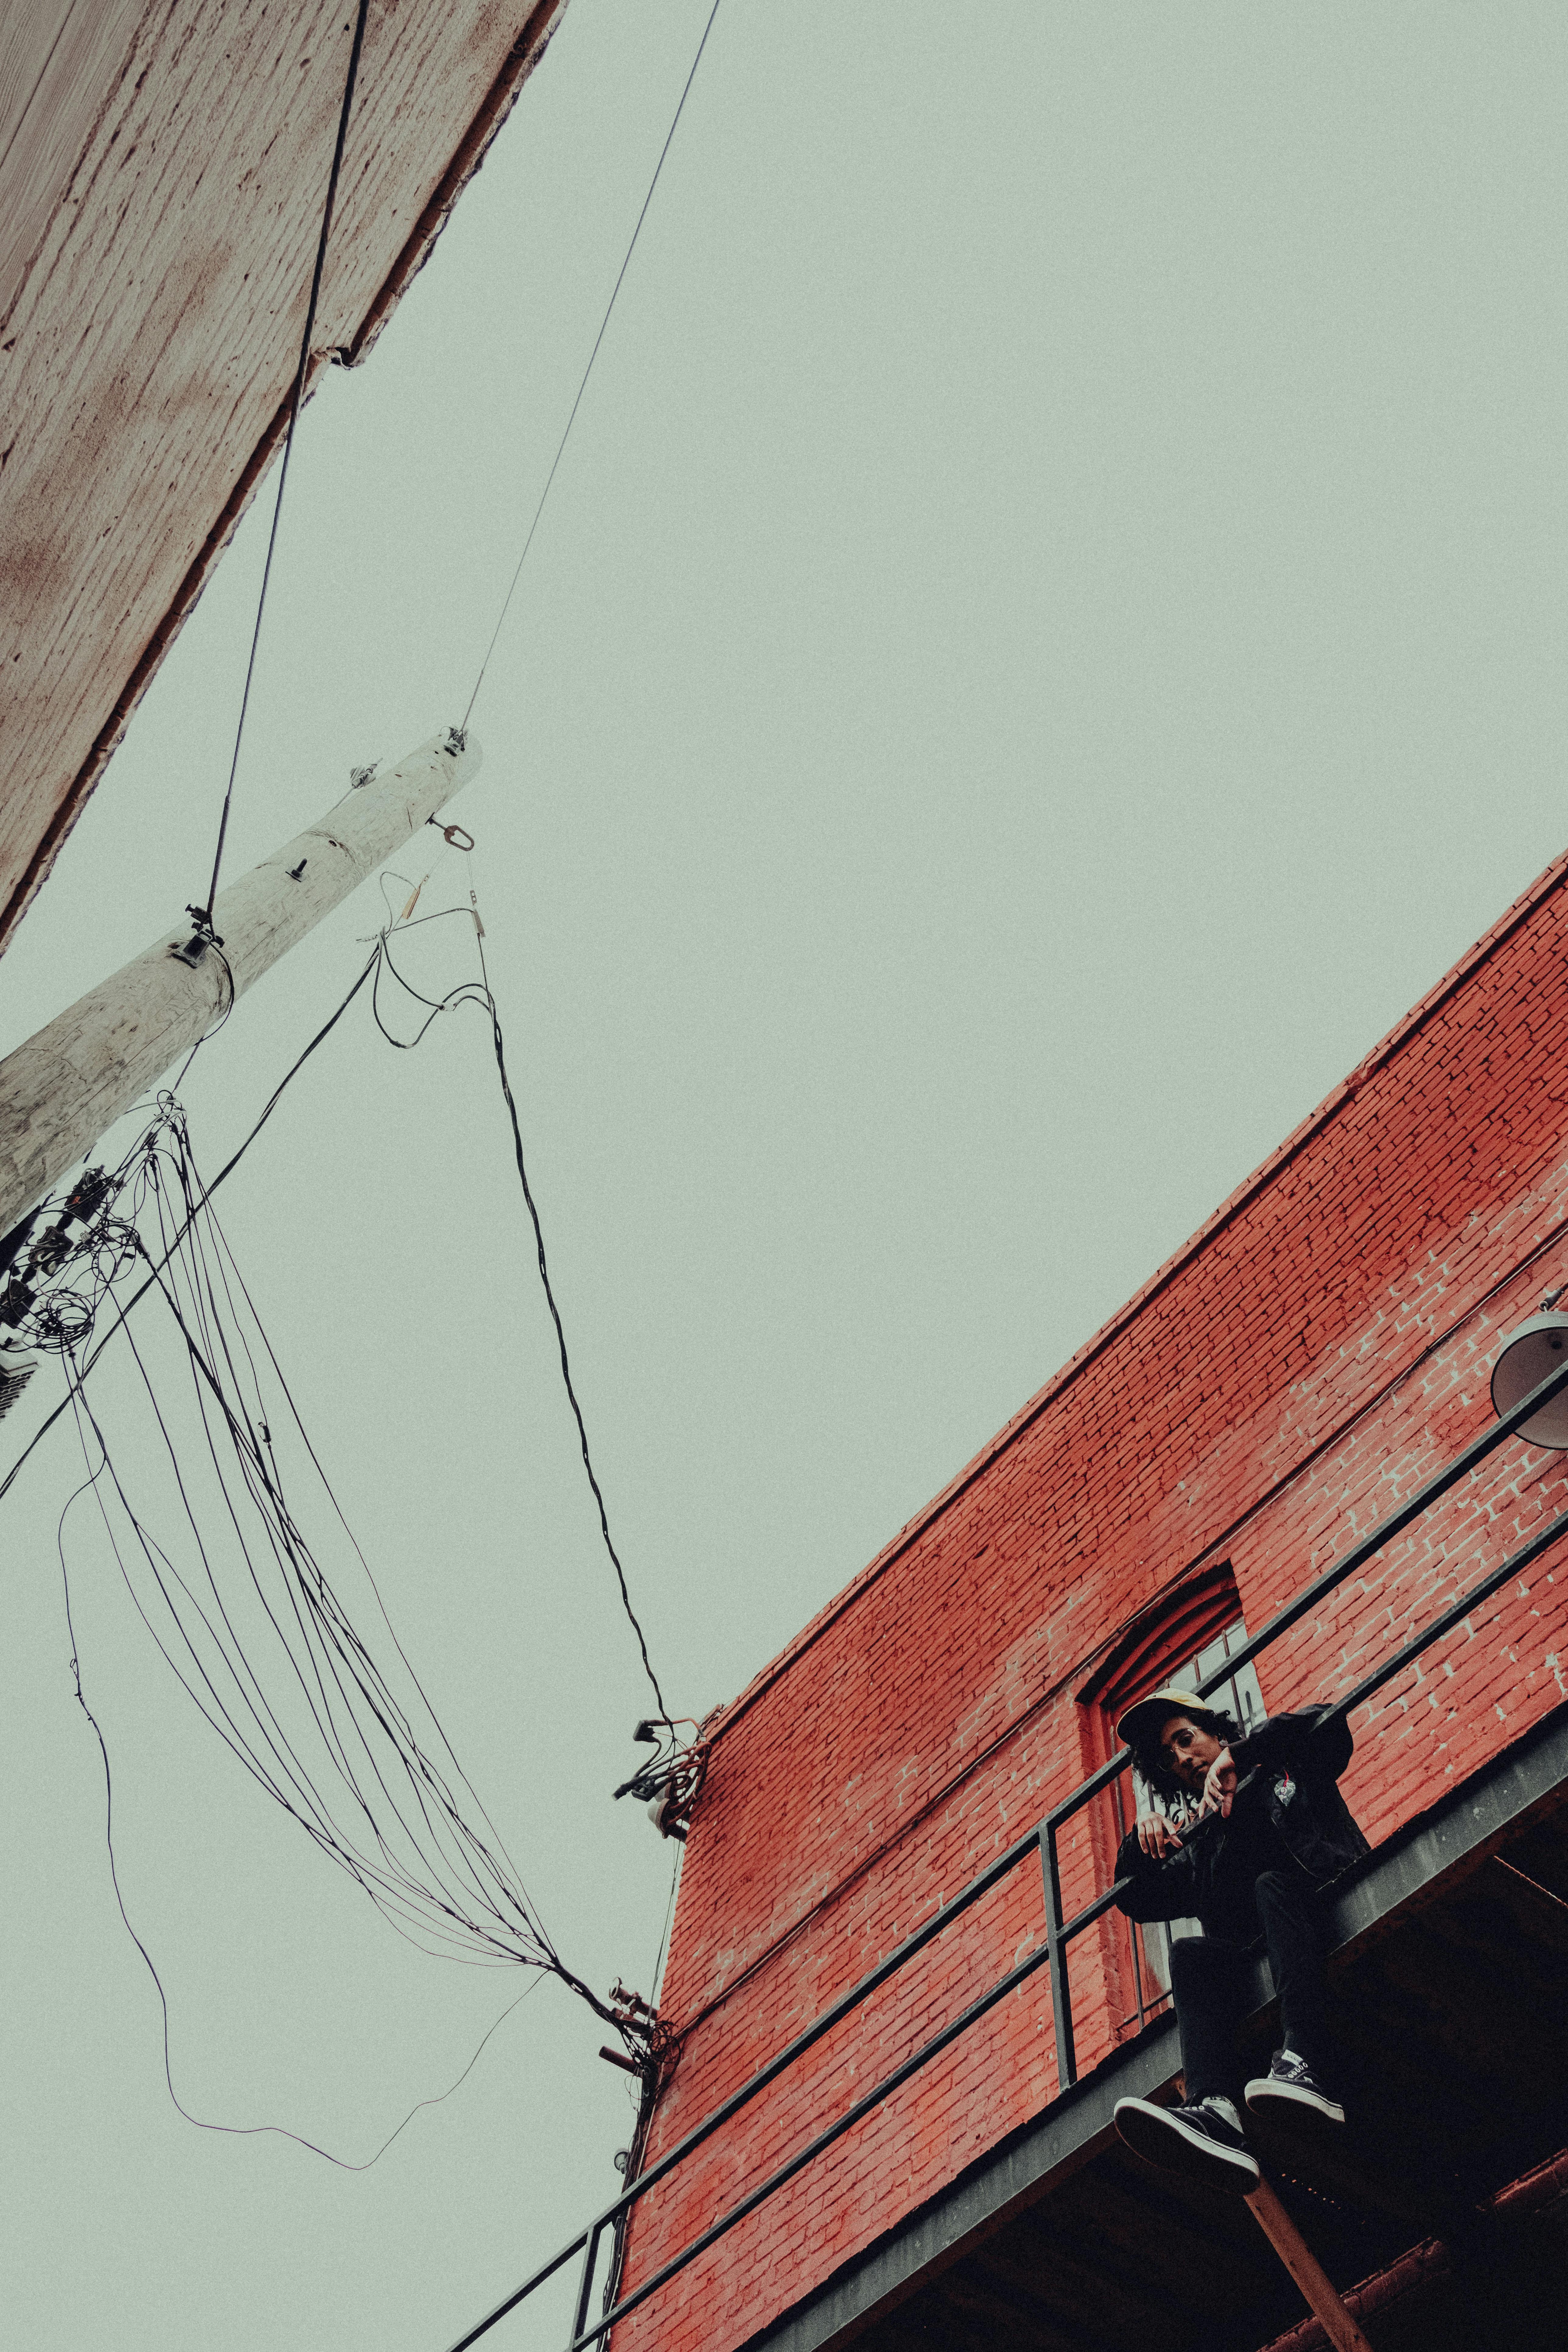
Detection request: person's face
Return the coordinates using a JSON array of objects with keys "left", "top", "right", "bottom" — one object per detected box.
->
[{"left": 1158, "top": 1712, "right": 1222, "bottom": 1793}]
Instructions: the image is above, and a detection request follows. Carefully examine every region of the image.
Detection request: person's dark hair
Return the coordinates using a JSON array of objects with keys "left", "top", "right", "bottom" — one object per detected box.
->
[{"left": 1130, "top": 1703, "right": 1243, "bottom": 1810}]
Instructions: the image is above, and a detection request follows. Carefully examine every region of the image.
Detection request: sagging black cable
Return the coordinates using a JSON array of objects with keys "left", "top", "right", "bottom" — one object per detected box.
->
[
  {"left": 0, "top": 948, "right": 379, "bottom": 1508},
  {"left": 166, "top": 1166, "right": 554, "bottom": 1944},
  {"left": 110, "top": 1113, "right": 625, "bottom": 1990},
  {"left": 471, "top": 934, "right": 672, "bottom": 1726},
  {"left": 138, "top": 1155, "right": 549, "bottom": 1955},
  {"left": 196, "top": 1138, "right": 548, "bottom": 1929},
  {"left": 11, "top": 911, "right": 673, "bottom": 1755},
  {"left": 42, "top": 1120, "right": 573, "bottom": 1974},
  {"left": 57, "top": 1439, "right": 552, "bottom": 2166},
  {"left": 6, "top": 913, "right": 670, "bottom": 2029},
  {"left": 371, "top": 912, "right": 672, "bottom": 1724}
]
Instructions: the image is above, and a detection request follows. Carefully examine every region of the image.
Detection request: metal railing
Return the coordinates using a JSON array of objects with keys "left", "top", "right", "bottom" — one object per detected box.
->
[{"left": 446, "top": 1351, "right": 1568, "bottom": 2352}]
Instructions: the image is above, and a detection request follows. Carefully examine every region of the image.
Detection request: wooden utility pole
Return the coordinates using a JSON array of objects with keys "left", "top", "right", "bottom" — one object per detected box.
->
[{"left": 0, "top": 730, "right": 482, "bottom": 1235}]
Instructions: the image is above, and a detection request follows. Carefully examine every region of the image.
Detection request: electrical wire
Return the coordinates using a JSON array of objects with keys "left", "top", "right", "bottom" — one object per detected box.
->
[
  {"left": 2, "top": 898, "right": 677, "bottom": 2151},
  {"left": 49, "top": 1133, "right": 573, "bottom": 1979},
  {"left": 460, "top": 0, "right": 725, "bottom": 731},
  {"left": 0, "top": 950, "right": 380, "bottom": 1509},
  {"left": 471, "top": 924, "right": 670, "bottom": 1724},
  {"left": 5, "top": 915, "right": 671, "bottom": 1725},
  {"left": 16, "top": 1107, "right": 626, "bottom": 2007},
  {"left": 57, "top": 1445, "right": 551, "bottom": 2168},
  {"left": 201, "top": 0, "right": 374, "bottom": 923},
  {"left": 359, "top": 895, "right": 671, "bottom": 1720},
  {"left": 9, "top": 906, "right": 672, "bottom": 1973},
  {"left": 650, "top": 1845, "right": 681, "bottom": 2007}
]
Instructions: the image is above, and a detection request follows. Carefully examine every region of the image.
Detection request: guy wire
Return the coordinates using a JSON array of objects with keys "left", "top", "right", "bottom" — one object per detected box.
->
[
  {"left": 460, "top": 0, "right": 725, "bottom": 731},
  {"left": 201, "top": 0, "right": 374, "bottom": 923}
]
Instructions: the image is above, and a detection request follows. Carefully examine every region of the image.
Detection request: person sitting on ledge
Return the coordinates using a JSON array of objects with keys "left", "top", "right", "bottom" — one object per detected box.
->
[{"left": 1108, "top": 1688, "right": 1369, "bottom": 2193}]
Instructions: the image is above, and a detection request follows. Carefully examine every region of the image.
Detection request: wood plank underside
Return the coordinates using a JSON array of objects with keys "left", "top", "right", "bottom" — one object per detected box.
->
[{"left": 0, "top": 0, "right": 565, "bottom": 952}]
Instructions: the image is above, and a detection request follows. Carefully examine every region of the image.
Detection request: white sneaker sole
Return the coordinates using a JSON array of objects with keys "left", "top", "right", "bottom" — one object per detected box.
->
[
  {"left": 1112, "top": 2097, "right": 1260, "bottom": 2191},
  {"left": 1245, "top": 2077, "right": 1346, "bottom": 2124}
]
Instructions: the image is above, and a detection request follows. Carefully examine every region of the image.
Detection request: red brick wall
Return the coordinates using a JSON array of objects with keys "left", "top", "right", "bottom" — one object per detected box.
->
[{"left": 614, "top": 848, "right": 1568, "bottom": 2352}]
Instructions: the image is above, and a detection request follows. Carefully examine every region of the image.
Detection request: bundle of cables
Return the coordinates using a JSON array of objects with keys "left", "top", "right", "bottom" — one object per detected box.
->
[{"left": 5, "top": 1093, "right": 626, "bottom": 2027}]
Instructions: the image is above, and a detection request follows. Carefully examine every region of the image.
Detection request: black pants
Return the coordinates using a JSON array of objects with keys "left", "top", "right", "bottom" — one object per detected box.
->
[{"left": 1167, "top": 1868, "right": 1332, "bottom": 2103}]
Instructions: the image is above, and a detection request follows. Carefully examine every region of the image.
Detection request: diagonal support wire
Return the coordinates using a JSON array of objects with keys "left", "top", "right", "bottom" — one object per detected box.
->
[{"left": 201, "top": 0, "right": 374, "bottom": 922}]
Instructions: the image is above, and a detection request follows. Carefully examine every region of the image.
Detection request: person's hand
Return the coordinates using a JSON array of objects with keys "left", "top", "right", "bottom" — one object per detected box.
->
[
  {"left": 1201, "top": 1747, "right": 1238, "bottom": 1818},
  {"left": 1137, "top": 1812, "right": 1183, "bottom": 1860}
]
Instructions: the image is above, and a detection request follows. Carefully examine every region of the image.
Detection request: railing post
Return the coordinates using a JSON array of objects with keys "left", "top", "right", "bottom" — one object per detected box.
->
[
  {"left": 569, "top": 2223, "right": 600, "bottom": 2350},
  {"left": 1040, "top": 1822, "right": 1077, "bottom": 2091},
  {"left": 442, "top": 1355, "right": 1568, "bottom": 2352}
]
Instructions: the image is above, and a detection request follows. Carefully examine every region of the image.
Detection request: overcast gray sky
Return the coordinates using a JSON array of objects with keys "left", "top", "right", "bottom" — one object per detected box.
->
[{"left": 5, "top": 5, "right": 1568, "bottom": 2347}]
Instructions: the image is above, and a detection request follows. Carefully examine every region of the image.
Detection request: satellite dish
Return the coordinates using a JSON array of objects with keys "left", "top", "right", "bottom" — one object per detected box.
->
[{"left": 1490, "top": 1311, "right": 1568, "bottom": 1448}]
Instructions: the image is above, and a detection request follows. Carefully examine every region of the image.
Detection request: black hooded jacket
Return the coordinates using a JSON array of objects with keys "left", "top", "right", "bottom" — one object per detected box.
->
[{"left": 1113, "top": 1706, "right": 1370, "bottom": 1945}]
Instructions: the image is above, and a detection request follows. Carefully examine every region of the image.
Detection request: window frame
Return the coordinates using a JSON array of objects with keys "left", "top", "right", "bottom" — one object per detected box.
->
[{"left": 1075, "top": 1564, "right": 1264, "bottom": 2036}]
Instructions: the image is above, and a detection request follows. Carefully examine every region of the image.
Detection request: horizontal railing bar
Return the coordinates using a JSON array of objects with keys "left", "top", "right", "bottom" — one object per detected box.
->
[
  {"left": 566, "top": 1824, "right": 1043, "bottom": 2242},
  {"left": 442, "top": 1352, "right": 1568, "bottom": 2350},
  {"left": 573, "top": 1937, "right": 1057, "bottom": 2348},
  {"left": 1055, "top": 1878, "right": 1130, "bottom": 1950},
  {"left": 1043, "top": 1349, "right": 1568, "bottom": 1835},
  {"left": 1323, "top": 1498, "right": 1568, "bottom": 1734},
  {"left": 442, "top": 2229, "right": 589, "bottom": 2352},
  {"left": 1187, "top": 1353, "right": 1568, "bottom": 1701},
  {"left": 1049, "top": 1499, "right": 1568, "bottom": 1958},
  {"left": 1042, "top": 1746, "right": 1132, "bottom": 1831},
  {"left": 446, "top": 1825, "right": 1048, "bottom": 2350}
]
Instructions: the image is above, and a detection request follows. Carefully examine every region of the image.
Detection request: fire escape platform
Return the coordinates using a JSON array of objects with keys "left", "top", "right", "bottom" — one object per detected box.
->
[{"left": 744, "top": 1702, "right": 1568, "bottom": 2352}]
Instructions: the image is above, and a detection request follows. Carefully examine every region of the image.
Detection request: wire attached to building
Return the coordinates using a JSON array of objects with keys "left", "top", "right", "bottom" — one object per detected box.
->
[
  {"left": 370, "top": 894, "right": 672, "bottom": 1723},
  {"left": 460, "top": 0, "right": 725, "bottom": 732},
  {"left": 6, "top": 910, "right": 673, "bottom": 1731},
  {"left": 200, "top": 0, "right": 375, "bottom": 926},
  {"left": 42, "top": 1113, "right": 575, "bottom": 1975},
  {"left": 474, "top": 933, "right": 672, "bottom": 1724}
]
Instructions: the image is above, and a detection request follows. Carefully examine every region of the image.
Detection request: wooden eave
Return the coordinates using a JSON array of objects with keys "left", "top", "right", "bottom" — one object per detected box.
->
[{"left": 0, "top": 0, "right": 569, "bottom": 955}]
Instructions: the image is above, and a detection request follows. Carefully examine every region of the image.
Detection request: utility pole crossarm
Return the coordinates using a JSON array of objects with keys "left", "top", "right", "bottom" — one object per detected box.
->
[{"left": 0, "top": 731, "right": 483, "bottom": 1236}]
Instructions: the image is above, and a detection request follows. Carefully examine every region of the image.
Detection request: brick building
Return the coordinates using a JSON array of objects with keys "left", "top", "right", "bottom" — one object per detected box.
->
[{"left": 595, "top": 839, "right": 1568, "bottom": 2351}]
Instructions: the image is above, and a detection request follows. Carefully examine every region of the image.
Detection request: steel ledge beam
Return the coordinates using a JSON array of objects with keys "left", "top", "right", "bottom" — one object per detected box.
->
[{"left": 740, "top": 1699, "right": 1568, "bottom": 2352}]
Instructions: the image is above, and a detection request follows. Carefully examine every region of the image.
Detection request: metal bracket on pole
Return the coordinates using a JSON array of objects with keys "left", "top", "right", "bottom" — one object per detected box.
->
[
  {"left": 169, "top": 905, "right": 226, "bottom": 970},
  {"left": 1246, "top": 2173, "right": 1376, "bottom": 2351},
  {"left": 0, "top": 729, "right": 483, "bottom": 1238}
]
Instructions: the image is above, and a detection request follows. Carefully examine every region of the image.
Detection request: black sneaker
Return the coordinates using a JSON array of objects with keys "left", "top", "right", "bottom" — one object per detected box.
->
[
  {"left": 1245, "top": 2049, "right": 1345, "bottom": 2124},
  {"left": 1112, "top": 2094, "right": 1260, "bottom": 2190}
]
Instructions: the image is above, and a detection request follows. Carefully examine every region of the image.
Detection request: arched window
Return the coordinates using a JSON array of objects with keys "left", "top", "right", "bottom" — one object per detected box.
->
[{"left": 1077, "top": 1564, "right": 1264, "bottom": 2032}]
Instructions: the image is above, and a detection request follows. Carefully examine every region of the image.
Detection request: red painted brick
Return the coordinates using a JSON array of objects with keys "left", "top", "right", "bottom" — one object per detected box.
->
[{"left": 615, "top": 848, "right": 1568, "bottom": 2352}]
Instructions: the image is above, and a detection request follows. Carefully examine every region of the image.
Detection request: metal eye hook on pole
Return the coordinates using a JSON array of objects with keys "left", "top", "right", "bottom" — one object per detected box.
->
[
  {"left": 429, "top": 819, "right": 475, "bottom": 852},
  {"left": 0, "top": 731, "right": 483, "bottom": 1238}
]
